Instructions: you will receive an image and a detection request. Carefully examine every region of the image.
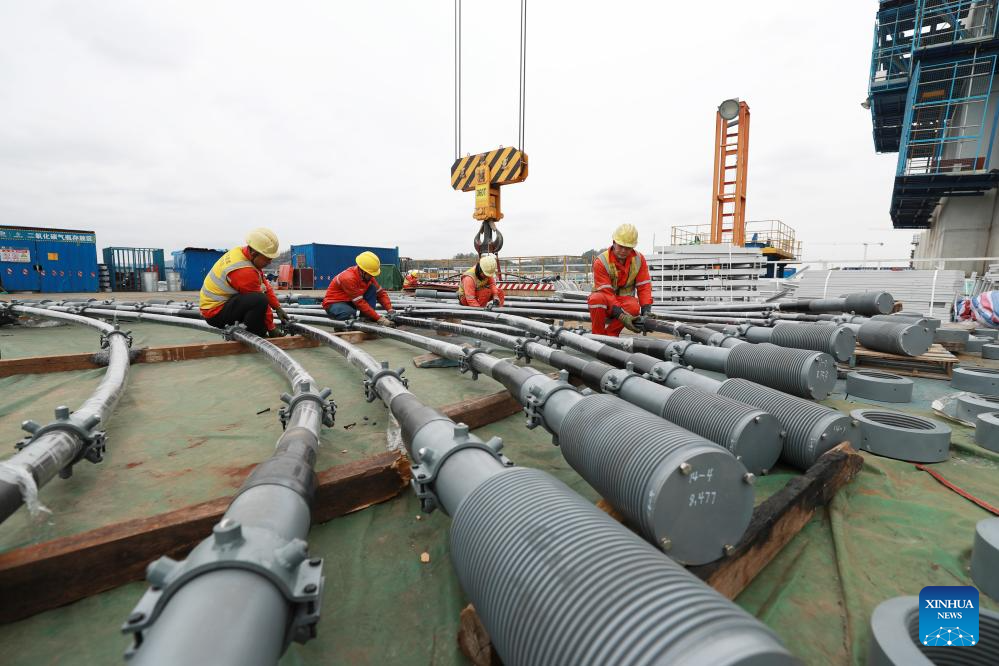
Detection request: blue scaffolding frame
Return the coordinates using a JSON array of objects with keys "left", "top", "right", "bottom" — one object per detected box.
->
[
  {"left": 870, "top": 3, "right": 919, "bottom": 152},
  {"left": 896, "top": 54, "right": 999, "bottom": 177},
  {"left": 913, "top": 0, "right": 999, "bottom": 53}
]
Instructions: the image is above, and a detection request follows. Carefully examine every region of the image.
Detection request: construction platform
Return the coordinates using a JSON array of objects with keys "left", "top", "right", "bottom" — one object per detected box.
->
[{"left": 1, "top": 296, "right": 998, "bottom": 665}]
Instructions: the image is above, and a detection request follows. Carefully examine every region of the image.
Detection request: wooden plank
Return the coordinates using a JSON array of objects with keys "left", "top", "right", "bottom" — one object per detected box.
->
[
  {"left": 687, "top": 442, "right": 864, "bottom": 598},
  {"left": 412, "top": 353, "right": 461, "bottom": 369},
  {"left": 457, "top": 604, "right": 502, "bottom": 666},
  {"left": 440, "top": 390, "right": 524, "bottom": 429},
  {"left": 0, "top": 333, "right": 371, "bottom": 377},
  {"left": 439, "top": 374, "right": 582, "bottom": 430},
  {"left": 0, "top": 451, "right": 409, "bottom": 624}
]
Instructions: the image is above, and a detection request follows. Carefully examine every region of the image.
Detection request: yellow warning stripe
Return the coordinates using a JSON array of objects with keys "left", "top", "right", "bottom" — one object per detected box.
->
[{"left": 451, "top": 149, "right": 528, "bottom": 191}]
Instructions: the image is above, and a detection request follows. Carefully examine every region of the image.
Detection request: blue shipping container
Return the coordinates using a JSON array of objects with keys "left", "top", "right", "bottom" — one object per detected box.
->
[
  {"left": 0, "top": 225, "right": 99, "bottom": 293},
  {"left": 172, "top": 247, "right": 227, "bottom": 291},
  {"left": 289, "top": 243, "right": 400, "bottom": 289}
]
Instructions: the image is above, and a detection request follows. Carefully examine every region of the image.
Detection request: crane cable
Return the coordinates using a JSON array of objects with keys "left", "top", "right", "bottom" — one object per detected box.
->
[
  {"left": 454, "top": 0, "right": 461, "bottom": 161},
  {"left": 454, "top": 0, "right": 527, "bottom": 160},
  {"left": 518, "top": 0, "right": 527, "bottom": 152}
]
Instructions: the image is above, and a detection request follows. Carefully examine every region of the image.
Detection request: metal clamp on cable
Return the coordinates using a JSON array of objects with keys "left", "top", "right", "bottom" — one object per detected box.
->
[
  {"left": 409, "top": 422, "right": 510, "bottom": 513},
  {"left": 363, "top": 361, "right": 408, "bottom": 403},
  {"left": 512, "top": 337, "right": 536, "bottom": 363},
  {"left": 459, "top": 343, "right": 489, "bottom": 380},
  {"left": 220, "top": 322, "right": 246, "bottom": 341},
  {"left": 523, "top": 370, "right": 578, "bottom": 434},
  {"left": 17, "top": 406, "right": 106, "bottom": 479},
  {"left": 0, "top": 302, "right": 15, "bottom": 326},
  {"left": 599, "top": 368, "right": 634, "bottom": 394},
  {"left": 547, "top": 325, "right": 567, "bottom": 349},
  {"left": 279, "top": 381, "right": 336, "bottom": 428},
  {"left": 100, "top": 325, "right": 134, "bottom": 349},
  {"left": 122, "top": 518, "right": 325, "bottom": 657}
]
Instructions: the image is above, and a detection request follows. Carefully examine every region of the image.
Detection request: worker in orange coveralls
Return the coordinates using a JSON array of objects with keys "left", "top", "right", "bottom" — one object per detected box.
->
[
  {"left": 323, "top": 251, "right": 396, "bottom": 326},
  {"left": 403, "top": 269, "right": 421, "bottom": 290},
  {"left": 587, "top": 223, "right": 653, "bottom": 336},
  {"left": 458, "top": 253, "right": 505, "bottom": 308},
  {"left": 200, "top": 227, "right": 290, "bottom": 337}
]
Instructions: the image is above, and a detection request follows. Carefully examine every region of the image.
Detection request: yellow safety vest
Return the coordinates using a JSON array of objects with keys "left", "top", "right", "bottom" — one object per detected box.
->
[
  {"left": 596, "top": 249, "right": 643, "bottom": 297},
  {"left": 199, "top": 247, "right": 262, "bottom": 310},
  {"left": 457, "top": 267, "right": 490, "bottom": 300}
]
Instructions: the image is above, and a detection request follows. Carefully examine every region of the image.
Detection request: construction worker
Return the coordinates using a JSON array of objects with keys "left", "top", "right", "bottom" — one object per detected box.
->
[
  {"left": 323, "top": 251, "right": 396, "bottom": 326},
  {"left": 458, "top": 253, "right": 505, "bottom": 308},
  {"left": 403, "top": 269, "right": 421, "bottom": 290},
  {"left": 200, "top": 228, "right": 290, "bottom": 337},
  {"left": 587, "top": 223, "right": 653, "bottom": 336}
]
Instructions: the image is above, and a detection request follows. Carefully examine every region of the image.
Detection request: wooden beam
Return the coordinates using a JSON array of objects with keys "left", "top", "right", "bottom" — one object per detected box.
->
[
  {"left": 438, "top": 374, "right": 581, "bottom": 430},
  {"left": 412, "top": 353, "right": 461, "bottom": 369},
  {"left": 0, "top": 452, "right": 409, "bottom": 623},
  {"left": 686, "top": 442, "right": 864, "bottom": 598},
  {"left": 0, "top": 333, "right": 370, "bottom": 377}
]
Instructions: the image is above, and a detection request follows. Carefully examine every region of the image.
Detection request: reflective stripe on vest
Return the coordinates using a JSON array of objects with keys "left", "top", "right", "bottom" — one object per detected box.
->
[
  {"left": 596, "top": 250, "right": 642, "bottom": 297},
  {"left": 457, "top": 267, "right": 489, "bottom": 300},
  {"left": 199, "top": 247, "right": 261, "bottom": 311}
]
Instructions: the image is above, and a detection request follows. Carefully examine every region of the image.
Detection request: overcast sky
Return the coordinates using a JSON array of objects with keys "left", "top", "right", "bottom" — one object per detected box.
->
[{"left": 0, "top": 1, "right": 911, "bottom": 264}]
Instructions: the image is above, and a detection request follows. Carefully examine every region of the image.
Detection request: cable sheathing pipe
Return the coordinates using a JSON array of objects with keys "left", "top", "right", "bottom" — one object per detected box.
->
[{"left": 0, "top": 303, "right": 131, "bottom": 524}]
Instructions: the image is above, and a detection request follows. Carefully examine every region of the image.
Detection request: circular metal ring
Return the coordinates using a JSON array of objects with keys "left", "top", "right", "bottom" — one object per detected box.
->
[
  {"left": 867, "top": 596, "right": 999, "bottom": 665},
  {"left": 984, "top": 344, "right": 999, "bottom": 360},
  {"left": 972, "top": 518, "right": 999, "bottom": 603},
  {"left": 957, "top": 393, "right": 999, "bottom": 422},
  {"left": 951, "top": 366, "right": 999, "bottom": 394},
  {"left": 846, "top": 370, "right": 913, "bottom": 403},
  {"left": 850, "top": 409, "right": 950, "bottom": 463},
  {"left": 966, "top": 336, "right": 989, "bottom": 354},
  {"left": 975, "top": 328, "right": 999, "bottom": 340},
  {"left": 975, "top": 412, "right": 999, "bottom": 453}
]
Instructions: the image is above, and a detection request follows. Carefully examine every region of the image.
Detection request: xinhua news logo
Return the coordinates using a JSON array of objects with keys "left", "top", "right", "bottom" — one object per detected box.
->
[{"left": 919, "top": 586, "right": 980, "bottom": 647}]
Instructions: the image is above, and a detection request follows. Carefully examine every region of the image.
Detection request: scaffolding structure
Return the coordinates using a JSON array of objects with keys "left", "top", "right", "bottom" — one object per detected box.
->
[{"left": 867, "top": 0, "right": 999, "bottom": 228}]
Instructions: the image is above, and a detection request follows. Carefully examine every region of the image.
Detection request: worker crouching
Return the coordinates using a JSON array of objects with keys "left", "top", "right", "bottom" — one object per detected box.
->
[
  {"left": 458, "top": 254, "right": 505, "bottom": 308},
  {"left": 323, "top": 251, "right": 396, "bottom": 327},
  {"left": 587, "top": 223, "right": 653, "bottom": 336},
  {"left": 200, "top": 227, "right": 291, "bottom": 337}
]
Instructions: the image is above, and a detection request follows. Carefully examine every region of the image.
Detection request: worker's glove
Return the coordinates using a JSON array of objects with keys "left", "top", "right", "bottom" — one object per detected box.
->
[
  {"left": 275, "top": 306, "right": 290, "bottom": 324},
  {"left": 617, "top": 312, "right": 640, "bottom": 333},
  {"left": 487, "top": 299, "right": 501, "bottom": 310},
  {"left": 376, "top": 317, "right": 397, "bottom": 328},
  {"left": 640, "top": 304, "right": 653, "bottom": 317},
  {"left": 267, "top": 325, "right": 287, "bottom": 339},
  {"left": 610, "top": 306, "right": 624, "bottom": 319}
]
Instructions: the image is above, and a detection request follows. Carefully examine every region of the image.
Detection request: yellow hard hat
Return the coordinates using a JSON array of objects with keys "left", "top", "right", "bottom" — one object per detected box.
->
[
  {"left": 408, "top": 269, "right": 421, "bottom": 276},
  {"left": 612, "top": 223, "right": 639, "bottom": 248},
  {"left": 479, "top": 253, "right": 498, "bottom": 277},
  {"left": 356, "top": 251, "right": 382, "bottom": 276},
  {"left": 245, "top": 227, "right": 280, "bottom": 258}
]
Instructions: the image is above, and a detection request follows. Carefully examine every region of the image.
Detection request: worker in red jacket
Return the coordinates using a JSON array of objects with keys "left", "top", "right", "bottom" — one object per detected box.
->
[
  {"left": 200, "top": 228, "right": 290, "bottom": 337},
  {"left": 587, "top": 223, "right": 653, "bottom": 336},
  {"left": 403, "top": 269, "right": 421, "bottom": 291},
  {"left": 458, "top": 254, "right": 505, "bottom": 307},
  {"left": 323, "top": 251, "right": 396, "bottom": 326}
]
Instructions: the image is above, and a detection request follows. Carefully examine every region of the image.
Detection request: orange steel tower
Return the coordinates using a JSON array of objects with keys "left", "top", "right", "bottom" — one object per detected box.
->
[{"left": 709, "top": 99, "right": 751, "bottom": 245}]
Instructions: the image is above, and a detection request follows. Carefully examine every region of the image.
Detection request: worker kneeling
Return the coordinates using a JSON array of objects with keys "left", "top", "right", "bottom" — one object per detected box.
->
[
  {"left": 403, "top": 269, "right": 421, "bottom": 290},
  {"left": 200, "top": 228, "right": 291, "bottom": 337},
  {"left": 323, "top": 251, "right": 396, "bottom": 327},
  {"left": 588, "top": 223, "right": 653, "bottom": 336},
  {"left": 458, "top": 253, "right": 505, "bottom": 308}
]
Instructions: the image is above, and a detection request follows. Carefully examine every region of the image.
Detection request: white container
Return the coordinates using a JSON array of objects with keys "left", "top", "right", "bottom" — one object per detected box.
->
[
  {"left": 141, "top": 271, "right": 158, "bottom": 292},
  {"left": 165, "top": 271, "right": 182, "bottom": 292}
]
